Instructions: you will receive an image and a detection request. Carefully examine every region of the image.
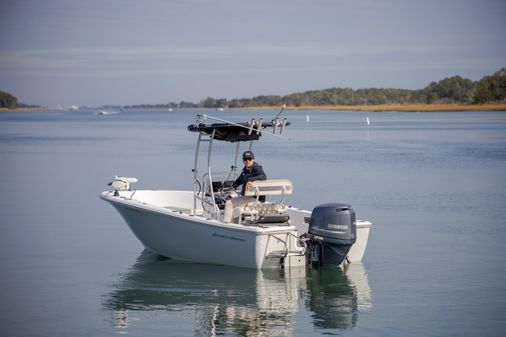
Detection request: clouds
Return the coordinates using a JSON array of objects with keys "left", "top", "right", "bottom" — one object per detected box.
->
[
  {"left": 1, "top": 42, "right": 495, "bottom": 91},
  {"left": 0, "top": 41, "right": 466, "bottom": 75}
]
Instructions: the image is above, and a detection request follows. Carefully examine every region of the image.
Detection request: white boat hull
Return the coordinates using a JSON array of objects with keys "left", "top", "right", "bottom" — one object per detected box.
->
[
  {"left": 100, "top": 190, "right": 306, "bottom": 269},
  {"left": 101, "top": 190, "right": 371, "bottom": 269}
]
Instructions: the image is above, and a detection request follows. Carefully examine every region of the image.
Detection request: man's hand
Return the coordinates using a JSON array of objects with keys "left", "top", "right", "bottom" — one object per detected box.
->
[{"left": 246, "top": 181, "right": 253, "bottom": 190}]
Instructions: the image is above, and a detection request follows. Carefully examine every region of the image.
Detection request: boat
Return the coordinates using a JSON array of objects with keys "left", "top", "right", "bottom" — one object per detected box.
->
[
  {"left": 100, "top": 113, "right": 372, "bottom": 269},
  {"left": 97, "top": 108, "right": 118, "bottom": 115}
]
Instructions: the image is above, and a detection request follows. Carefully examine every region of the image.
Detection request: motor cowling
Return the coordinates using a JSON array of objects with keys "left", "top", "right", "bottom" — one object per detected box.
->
[{"left": 307, "top": 203, "right": 357, "bottom": 268}]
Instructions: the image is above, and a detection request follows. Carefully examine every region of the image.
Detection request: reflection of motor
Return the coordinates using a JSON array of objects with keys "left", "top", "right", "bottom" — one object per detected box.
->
[{"left": 304, "top": 203, "right": 357, "bottom": 268}]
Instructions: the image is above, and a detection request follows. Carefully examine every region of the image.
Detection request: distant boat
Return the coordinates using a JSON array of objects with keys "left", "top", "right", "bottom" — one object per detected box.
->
[
  {"left": 216, "top": 107, "right": 224, "bottom": 112},
  {"left": 97, "top": 109, "right": 118, "bottom": 115},
  {"left": 306, "top": 114, "right": 310, "bottom": 123},
  {"left": 366, "top": 117, "right": 370, "bottom": 126},
  {"left": 168, "top": 108, "right": 173, "bottom": 112}
]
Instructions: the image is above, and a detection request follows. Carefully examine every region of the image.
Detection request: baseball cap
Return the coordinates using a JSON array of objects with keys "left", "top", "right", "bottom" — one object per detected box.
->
[{"left": 242, "top": 151, "right": 255, "bottom": 160}]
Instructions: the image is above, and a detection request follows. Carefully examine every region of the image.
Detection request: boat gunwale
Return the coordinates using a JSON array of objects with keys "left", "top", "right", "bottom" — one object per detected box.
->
[{"left": 99, "top": 190, "right": 300, "bottom": 235}]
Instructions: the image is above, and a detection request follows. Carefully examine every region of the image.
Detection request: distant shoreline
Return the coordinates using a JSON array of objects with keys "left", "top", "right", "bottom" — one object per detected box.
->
[
  {"left": 243, "top": 103, "right": 506, "bottom": 112},
  {"left": 0, "top": 107, "right": 48, "bottom": 112},
  {"left": 1, "top": 104, "right": 506, "bottom": 113}
]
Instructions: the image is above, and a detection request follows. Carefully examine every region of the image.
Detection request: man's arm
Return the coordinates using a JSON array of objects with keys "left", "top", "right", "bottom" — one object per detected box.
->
[{"left": 232, "top": 171, "right": 246, "bottom": 188}]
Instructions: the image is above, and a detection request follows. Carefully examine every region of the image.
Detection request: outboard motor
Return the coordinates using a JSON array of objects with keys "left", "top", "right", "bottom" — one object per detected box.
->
[{"left": 306, "top": 203, "right": 357, "bottom": 268}]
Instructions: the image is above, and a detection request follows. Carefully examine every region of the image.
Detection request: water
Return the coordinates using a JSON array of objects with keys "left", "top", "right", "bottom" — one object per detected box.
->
[{"left": 1, "top": 108, "right": 505, "bottom": 336}]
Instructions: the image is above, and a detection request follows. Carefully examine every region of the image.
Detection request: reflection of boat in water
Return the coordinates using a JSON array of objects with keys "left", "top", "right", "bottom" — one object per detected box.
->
[
  {"left": 344, "top": 262, "right": 372, "bottom": 311},
  {"left": 305, "top": 263, "right": 372, "bottom": 330},
  {"left": 100, "top": 111, "right": 372, "bottom": 269},
  {"left": 104, "top": 250, "right": 372, "bottom": 335}
]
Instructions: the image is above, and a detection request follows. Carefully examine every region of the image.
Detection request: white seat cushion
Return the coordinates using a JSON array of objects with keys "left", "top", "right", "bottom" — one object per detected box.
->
[{"left": 244, "top": 179, "right": 293, "bottom": 197}]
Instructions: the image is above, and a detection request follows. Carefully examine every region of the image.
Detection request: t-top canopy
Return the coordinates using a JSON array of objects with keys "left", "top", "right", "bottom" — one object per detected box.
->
[
  {"left": 188, "top": 122, "right": 262, "bottom": 142},
  {"left": 188, "top": 117, "right": 290, "bottom": 142}
]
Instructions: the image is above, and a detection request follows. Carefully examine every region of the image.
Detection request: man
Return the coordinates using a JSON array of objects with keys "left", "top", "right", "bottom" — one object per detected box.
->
[{"left": 223, "top": 150, "right": 266, "bottom": 223}]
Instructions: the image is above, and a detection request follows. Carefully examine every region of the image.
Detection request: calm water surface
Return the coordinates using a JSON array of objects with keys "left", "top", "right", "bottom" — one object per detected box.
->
[{"left": 0, "top": 109, "right": 505, "bottom": 336}]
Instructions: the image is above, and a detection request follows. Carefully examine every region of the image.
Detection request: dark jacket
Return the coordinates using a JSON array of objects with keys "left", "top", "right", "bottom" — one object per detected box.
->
[{"left": 233, "top": 162, "right": 267, "bottom": 196}]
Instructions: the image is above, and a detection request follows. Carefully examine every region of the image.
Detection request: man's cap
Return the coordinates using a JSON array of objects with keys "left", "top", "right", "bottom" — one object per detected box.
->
[{"left": 243, "top": 151, "right": 255, "bottom": 160}]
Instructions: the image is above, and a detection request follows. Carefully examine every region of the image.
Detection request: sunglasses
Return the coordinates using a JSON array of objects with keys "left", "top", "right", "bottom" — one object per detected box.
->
[{"left": 243, "top": 158, "right": 253, "bottom": 161}]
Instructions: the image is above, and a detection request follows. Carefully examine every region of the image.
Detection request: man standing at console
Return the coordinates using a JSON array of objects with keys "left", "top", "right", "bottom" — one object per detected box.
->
[{"left": 223, "top": 151, "right": 266, "bottom": 223}]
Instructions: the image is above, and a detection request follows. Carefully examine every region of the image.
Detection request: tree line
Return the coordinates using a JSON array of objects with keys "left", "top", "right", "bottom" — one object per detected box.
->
[
  {"left": 200, "top": 68, "right": 506, "bottom": 108},
  {"left": 1, "top": 68, "right": 505, "bottom": 109},
  {"left": 129, "top": 101, "right": 198, "bottom": 109},
  {"left": 0, "top": 90, "right": 18, "bottom": 108},
  {"left": 0, "top": 90, "right": 42, "bottom": 109}
]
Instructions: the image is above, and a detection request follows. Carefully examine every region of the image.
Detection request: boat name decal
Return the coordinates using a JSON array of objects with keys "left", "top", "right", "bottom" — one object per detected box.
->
[{"left": 212, "top": 233, "right": 246, "bottom": 242}]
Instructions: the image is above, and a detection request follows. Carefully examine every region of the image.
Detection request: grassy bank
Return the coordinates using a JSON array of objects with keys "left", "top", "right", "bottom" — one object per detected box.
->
[
  {"left": 243, "top": 104, "right": 506, "bottom": 112},
  {"left": 0, "top": 107, "right": 47, "bottom": 112}
]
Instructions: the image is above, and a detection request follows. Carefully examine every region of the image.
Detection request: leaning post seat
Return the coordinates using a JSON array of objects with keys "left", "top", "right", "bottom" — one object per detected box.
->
[
  {"left": 244, "top": 179, "right": 293, "bottom": 200},
  {"left": 234, "top": 179, "right": 293, "bottom": 224}
]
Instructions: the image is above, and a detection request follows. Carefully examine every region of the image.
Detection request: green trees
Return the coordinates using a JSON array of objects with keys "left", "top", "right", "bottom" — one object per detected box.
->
[
  {"left": 423, "top": 76, "right": 476, "bottom": 103},
  {"left": 200, "top": 68, "right": 506, "bottom": 108},
  {"left": 473, "top": 68, "right": 506, "bottom": 103},
  {"left": 227, "top": 95, "right": 283, "bottom": 108},
  {"left": 2, "top": 69, "right": 505, "bottom": 109},
  {"left": 0, "top": 90, "right": 18, "bottom": 108},
  {"left": 201, "top": 97, "right": 229, "bottom": 108}
]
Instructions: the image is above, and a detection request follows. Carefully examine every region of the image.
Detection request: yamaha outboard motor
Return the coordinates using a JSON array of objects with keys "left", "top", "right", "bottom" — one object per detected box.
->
[{"left": 306, "top": 203, "right": 357, "bottom": 268}]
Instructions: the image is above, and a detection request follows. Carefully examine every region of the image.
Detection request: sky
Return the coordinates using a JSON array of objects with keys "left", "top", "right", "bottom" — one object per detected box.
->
[{"left": 0, "top": 0, "right": 505, "bottom": 107}]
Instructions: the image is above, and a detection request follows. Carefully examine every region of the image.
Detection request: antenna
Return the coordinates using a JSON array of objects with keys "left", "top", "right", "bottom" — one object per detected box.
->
[
  {"left": 272, "top": 104, "right": 286, "bottom": 120},
  {"left": 273, "top": 104, "right": 287, "bottom": 120}
]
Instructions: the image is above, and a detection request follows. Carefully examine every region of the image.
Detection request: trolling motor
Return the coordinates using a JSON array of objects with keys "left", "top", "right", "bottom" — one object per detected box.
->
[
  {"left": 108, "top": 176, "right": 138, "bottom": 196},
  {"left": 303, "top": 203, "right": 357, "bottom": 268}
]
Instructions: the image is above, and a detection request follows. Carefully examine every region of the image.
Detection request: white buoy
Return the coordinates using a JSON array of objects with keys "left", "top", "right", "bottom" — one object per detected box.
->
[{"left": 366, "top": 117, "right": 370, "bottom": 126}]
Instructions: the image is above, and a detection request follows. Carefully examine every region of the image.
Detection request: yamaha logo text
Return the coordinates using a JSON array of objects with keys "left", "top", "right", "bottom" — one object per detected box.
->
[{"left": 328, "top": 223, "right": 348, "bottom": 230}]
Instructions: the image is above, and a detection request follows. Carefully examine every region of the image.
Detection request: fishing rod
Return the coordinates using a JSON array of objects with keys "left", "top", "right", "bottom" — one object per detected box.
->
[
  {"left": 196, "top": 113, "right": 290, "bottom": 140},
  {"left": 273, "top": 104, "right": 287, "bottom": 120}
]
